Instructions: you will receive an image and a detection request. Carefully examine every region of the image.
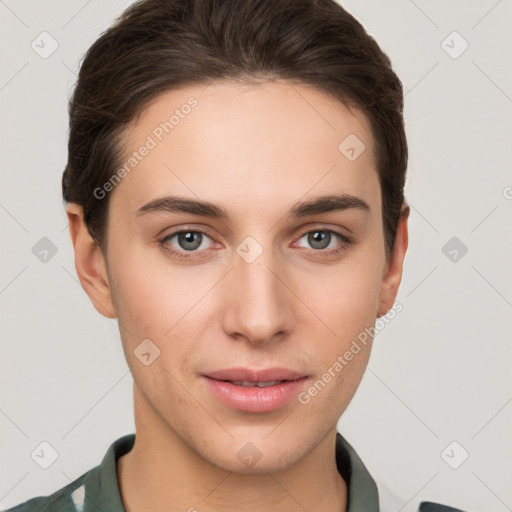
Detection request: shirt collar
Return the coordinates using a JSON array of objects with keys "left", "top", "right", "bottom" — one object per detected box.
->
[
  {"left": 83, "top": 431, "right": 379, "bottom": 512},
  {"left": 83, "top": 434, "right": 134, "bottom": 512},
  {"left": 336, "top": 432, "right": 380, "bottom": 511}
]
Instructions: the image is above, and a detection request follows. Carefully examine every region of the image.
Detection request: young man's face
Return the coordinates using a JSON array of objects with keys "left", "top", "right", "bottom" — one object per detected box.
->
[{"left": 69, "top": 80, "right": 407, "bottom": 473}]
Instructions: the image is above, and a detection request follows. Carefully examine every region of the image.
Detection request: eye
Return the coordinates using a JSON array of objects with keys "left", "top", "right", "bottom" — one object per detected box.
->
[
  {"left": 159, "top": 227, "right": 353, "bottom": 261},
  {"left": 160, "top": 230, "right": 214, "bottom": 258},
  {"left": 295, "top": 229, "right": 352, "bottom": 255}
]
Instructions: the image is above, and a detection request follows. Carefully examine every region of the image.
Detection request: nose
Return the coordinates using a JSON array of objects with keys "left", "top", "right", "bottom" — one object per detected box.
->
[{"left": 221, "top": 244, "right": 294, "bottom": 346}]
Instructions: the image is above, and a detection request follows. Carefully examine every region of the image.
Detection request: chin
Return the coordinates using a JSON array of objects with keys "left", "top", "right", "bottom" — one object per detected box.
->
[{"left": 195, "top": 430, "right": 313, "bottom": 475}]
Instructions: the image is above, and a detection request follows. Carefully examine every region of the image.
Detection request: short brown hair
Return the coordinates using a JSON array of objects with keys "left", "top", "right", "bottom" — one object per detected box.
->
[{"left": 62, "top": 0, "right": 408, "bottom": 259}]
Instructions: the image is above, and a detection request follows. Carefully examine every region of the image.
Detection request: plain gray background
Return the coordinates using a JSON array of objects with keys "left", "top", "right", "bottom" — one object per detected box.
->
[{"left": 1, "top": 1, "right": 511, "bottom": 510}]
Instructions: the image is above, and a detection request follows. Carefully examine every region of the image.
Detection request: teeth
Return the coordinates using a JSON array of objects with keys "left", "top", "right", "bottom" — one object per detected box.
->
[{"left": 231, "top": 380, "right": 281, "bottom": 387}]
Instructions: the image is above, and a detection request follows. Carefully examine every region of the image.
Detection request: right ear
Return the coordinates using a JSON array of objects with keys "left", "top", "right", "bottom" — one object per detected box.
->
[{"left": 66, "top": 203, "right": 116, "bottom": 319}]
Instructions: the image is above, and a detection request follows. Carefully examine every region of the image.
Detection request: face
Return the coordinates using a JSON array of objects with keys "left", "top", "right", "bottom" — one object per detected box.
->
[{"left": 69, "top": 79, "right": 407, "bottom": 474}]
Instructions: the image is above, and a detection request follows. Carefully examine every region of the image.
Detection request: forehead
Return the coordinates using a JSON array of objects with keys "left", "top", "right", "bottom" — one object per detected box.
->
[{"left": 111, "top": 79, "right": 379, "bottom": 219}]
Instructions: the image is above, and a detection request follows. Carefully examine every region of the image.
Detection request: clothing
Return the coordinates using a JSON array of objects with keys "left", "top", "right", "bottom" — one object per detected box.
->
[{"left": 4, "top": 432, "right": 467, "bottom": 512}]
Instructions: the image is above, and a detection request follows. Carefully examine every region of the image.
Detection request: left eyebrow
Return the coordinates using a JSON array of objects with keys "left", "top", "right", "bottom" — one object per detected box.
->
[
  {"left": 134, "top": 193, "right": 371, "bottom": 219},
  {"left": 289, "top": 194, "right": 371, "bottom": 218}
]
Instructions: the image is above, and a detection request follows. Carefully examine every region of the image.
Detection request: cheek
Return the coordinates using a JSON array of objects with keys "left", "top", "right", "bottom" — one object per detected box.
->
[
  {"left": 294, "top": 245, "right": 384, "bottom": 402},
  {"left": 301, "top": 251, "right": 383, "bottom": 341},
  {"left": 297, "top": 268, "right": 380, "bottom": 416},
  {"left": 109, "top": 256, "right": 198, "bottom": 396},
  {"left": 109, "top": 243, "right": 190, "bottom": 336},
  {"left": 109, "top": 246, "right": 223, "bottom": 375}
]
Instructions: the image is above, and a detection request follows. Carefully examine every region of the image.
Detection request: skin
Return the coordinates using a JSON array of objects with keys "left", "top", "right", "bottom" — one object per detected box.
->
[{"left": 66, "top": 79, "right": 409, "bottom": 512}]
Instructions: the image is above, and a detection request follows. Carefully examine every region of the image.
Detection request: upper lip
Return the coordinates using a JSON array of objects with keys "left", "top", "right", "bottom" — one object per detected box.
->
[{"left": 204, "top": 367, "right": 307, "bottom": 382}]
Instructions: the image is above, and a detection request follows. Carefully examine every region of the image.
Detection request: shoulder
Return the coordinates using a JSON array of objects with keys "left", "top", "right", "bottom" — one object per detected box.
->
[
  {"left": 377, "top": 480, "right": 470, "bottom": 512},
  {"left": 336, "top": 434, "right": 471, "bottom": 512},
  {"left": 2, "top": 433, "right": 134, "bottom": 512},
  {"left": 418, "top": 502, "right": 470, "bottom": 512},
  {"left": 2, "top": 475, "right": 87, "bottom": 512}
]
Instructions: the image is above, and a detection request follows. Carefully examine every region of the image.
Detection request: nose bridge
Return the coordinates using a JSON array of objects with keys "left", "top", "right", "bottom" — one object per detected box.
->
[{"left": 222, "top": 238, "right": 292, "bottom": 344}]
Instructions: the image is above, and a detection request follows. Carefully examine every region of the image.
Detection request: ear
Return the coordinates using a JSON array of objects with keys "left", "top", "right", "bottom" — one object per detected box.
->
[
  {"left": 377, "top": 204, "right": 410, "bottom": 317},
  {"left": 66, "top": 203, "right": 116, "bottom": 319}
]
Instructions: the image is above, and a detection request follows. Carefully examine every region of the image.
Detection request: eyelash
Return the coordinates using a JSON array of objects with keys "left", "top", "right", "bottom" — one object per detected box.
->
[{"left": 158, "top": 228, "right": 353, "bottom": 260}]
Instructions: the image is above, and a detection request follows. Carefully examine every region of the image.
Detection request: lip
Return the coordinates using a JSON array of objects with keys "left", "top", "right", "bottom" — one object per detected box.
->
[
  {"left": 205, "top": 367, "right": 306, "bottom": 382},
  {"left": 202, "top": 367, "right": 309, "bottom": 413}
]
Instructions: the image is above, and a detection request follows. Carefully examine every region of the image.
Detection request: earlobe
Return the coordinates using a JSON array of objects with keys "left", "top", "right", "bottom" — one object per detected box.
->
[
  {"left": 66, "top": 203, "right": 117, "bottom": 319},
  {"left": 377, "top": 204, "right": 410, "bottom": 317}
]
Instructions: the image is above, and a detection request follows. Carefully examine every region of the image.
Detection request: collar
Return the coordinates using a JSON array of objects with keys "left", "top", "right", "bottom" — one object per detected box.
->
[
  {"left": 336, "top": 432, "right": 380, "bottom": 511},
  {"left": 82, "top": 431, "right": 379, "bottom": 512}
]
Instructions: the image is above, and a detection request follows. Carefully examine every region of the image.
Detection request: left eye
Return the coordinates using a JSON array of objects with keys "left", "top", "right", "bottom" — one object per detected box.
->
[{"left": 296, "top": 230, "right": 345, "bottom": 250}]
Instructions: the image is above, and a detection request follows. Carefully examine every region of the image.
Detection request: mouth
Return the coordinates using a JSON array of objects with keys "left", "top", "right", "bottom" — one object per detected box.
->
[
  {"left": 202, "top": 367, "right": 309, "bottom": 413},
  {"left": 204, "top": 367, "right": 307, "bottom": 382},
  {"left": 225, "top": 380, "right": 286, "bottom": 388}
]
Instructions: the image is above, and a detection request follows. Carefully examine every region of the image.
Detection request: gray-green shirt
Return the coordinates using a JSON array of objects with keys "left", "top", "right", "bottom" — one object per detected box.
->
[{"left": 3, "top": 433, "right": 466, "bottom": 512}]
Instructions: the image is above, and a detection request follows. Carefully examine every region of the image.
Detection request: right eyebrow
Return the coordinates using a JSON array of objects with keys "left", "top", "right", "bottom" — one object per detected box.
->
[{"left": 135, "top": 196, "right": 228, "bottom": 219}]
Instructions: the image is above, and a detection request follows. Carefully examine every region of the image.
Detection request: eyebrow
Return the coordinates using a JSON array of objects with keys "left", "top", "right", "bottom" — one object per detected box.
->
[{"left": 135, "top": 193, "right": 371, "bottom": 219}]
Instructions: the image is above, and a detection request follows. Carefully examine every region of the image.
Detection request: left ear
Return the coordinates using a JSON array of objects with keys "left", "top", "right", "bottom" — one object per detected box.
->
[{"left": 377, "top": 204, "right": 410, "bottom": 317}]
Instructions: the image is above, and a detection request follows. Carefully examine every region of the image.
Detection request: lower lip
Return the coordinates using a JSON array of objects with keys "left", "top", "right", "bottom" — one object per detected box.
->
[{"left": 203, "top": 377, "right": 308, "bottom": 413}]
